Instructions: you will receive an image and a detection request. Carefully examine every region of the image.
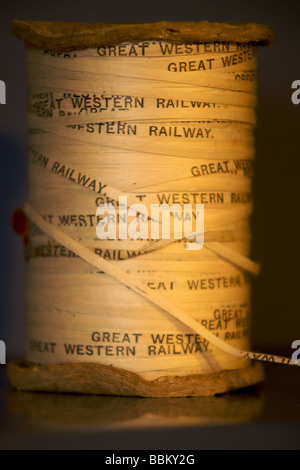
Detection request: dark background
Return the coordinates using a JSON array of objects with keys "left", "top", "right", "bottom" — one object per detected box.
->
[{"left": 0, "top": 0, "right": 299, "bottom": 361}]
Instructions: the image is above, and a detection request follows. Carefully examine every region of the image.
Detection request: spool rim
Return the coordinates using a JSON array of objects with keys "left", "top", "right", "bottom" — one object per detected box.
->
[
  {"left": 11, "top": 20, "right": 273, "bottom": 51},
  {"left": 8, "top": 359, "right": 265, "bottom": 397}
]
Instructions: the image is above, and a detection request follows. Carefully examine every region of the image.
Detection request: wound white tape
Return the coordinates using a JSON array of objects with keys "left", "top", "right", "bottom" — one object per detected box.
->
[{"left": 21, "top": 41, "right": 299, "bottom": 381}]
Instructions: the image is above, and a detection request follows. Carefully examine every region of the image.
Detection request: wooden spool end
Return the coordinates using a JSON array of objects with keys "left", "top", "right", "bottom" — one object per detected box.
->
[
  {"left": 9, "top": 20, "right": 270, "bottom": 397},
  {"left": 8, "top": 360, "right": 264, "bottom": 397},
  {"left": 11, "top": 20, "right": 273, "bottom": 51}
]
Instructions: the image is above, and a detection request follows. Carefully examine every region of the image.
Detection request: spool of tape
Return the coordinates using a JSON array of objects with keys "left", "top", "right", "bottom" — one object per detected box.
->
[{"left": 8, "top": 20, "right": 284, "bottom": 397}]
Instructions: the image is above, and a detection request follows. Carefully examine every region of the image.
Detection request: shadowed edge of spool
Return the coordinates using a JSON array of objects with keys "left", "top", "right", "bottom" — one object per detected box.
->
[
  {"left": 11, "top": 20, "right": 273, "bottom": 51},
  {"left": 7, "top": 360, "right": 264, "bottom": 397}
]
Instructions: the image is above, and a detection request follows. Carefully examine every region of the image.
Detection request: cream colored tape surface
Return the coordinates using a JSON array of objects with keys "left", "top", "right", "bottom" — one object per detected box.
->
[{"left": 23, "top": 42, "right": 298, "bottom": 380}]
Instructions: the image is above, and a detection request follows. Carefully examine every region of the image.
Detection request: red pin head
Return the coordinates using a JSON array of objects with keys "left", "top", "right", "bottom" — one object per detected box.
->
[{"left": 12, "top": 208, "right": 28, "bottom": 245}]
